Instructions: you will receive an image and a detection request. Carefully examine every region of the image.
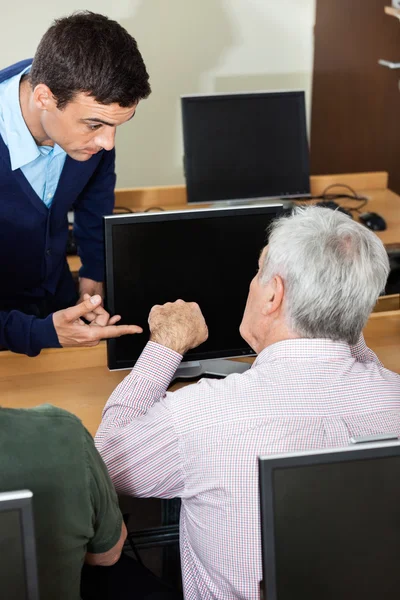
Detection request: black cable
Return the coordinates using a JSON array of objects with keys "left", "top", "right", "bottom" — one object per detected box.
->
[
  {"left": 320, "top": 183, "right": 360, "bottom": 198},
  {"left": 122, "top": 513, "right": 144, "bottom": 564},
  {"left": 125, "top": 533, "right": 144, "bottom": 565},
  {"left": 144, "top": 206, "right": 166, "bottom": 213},
  {"left": 296, "top": 183, "right": 368, "bottom": 214},
  {"left": 113, "top": 206, "right": 166, "bottom": 214},
  {"left": 113, "top": 206, "right": 135, "bottom": 214},
  {"left": 319, "top": 183, "right": 368, "bottom": 213}
]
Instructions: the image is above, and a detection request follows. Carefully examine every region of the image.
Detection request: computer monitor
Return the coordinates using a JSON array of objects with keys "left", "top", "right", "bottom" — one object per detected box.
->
[
  {"left": 181, "top": 91, "right": 310, "bottom": 205},
  {"left": 259, "top": 439, "right": 400, "bottom": 600},
  {"left": 105, "top": 204, "right": 283, "bottom": 375},
  {"left": 0, "top": 490, "right": 39, "bottom": 600}
]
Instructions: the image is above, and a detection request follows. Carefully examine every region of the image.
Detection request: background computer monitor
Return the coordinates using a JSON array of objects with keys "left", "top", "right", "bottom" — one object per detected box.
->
[
  {"left": 181, "top": 91, "right": 310, "bottom": 204},
  {"left": 259, "top": 441, "right": 400, "bottom": 600},
  {"left": 105, "top": 204, "right": 283, "bottom": 372},
  {"left": 0, "top": 490, "right": 39, "bottom": 600}
]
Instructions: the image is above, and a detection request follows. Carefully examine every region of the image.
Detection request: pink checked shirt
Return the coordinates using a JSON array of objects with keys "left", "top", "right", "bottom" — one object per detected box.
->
[{"left": 95, "top": 337, "right": 400, "bottom": 599}]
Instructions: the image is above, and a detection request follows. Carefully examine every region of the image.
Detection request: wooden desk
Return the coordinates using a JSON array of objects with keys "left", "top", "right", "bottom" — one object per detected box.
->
[
  {"left": 1, "top": 310, "right": 399, "bottom": 436},
  {"left": 67, "top": 171, "right": 400, "bottom": 274},
  {"left": 3, "top": 171, "right": 398, "bottom": 436}
]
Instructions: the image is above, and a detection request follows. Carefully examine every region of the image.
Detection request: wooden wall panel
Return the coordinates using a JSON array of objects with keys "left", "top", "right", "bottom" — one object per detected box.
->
[{"left": 311, "top": 0, "right": 400, "bottom": 193}]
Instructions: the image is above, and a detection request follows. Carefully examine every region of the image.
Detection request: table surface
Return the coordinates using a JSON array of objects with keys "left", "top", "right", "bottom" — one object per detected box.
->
[
  {"left": 4, "top": 174, "right": 400, "bottom": 436},
  {"left": 0, "top": 310, "right": 398, "bottom": 437}
]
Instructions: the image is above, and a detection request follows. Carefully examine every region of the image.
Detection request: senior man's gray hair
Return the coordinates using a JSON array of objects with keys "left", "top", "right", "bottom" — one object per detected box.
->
[{"left": 260, "top": 206, "right": 390, "bottom": 345}]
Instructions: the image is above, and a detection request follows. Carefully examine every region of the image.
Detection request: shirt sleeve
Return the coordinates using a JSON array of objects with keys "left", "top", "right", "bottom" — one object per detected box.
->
[
  {"left": 84, "top": 428, "right": 123, "bottom": 554},
  {"left": 350, "top": 333, "right": 383, "bottom": 366},
  {"left": 95, "top": 341, "right": 185, "bottom": 499},
  {"left": 73, "top": 149, "right": 116, "bottom": 283},
  {"left": 0, "top": 310, "right": 60, "bottom": 356}
]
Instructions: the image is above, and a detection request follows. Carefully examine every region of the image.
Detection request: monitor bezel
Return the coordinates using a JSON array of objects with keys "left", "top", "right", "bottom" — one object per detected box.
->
[
  {"left": 104, "top": 203, "right": 284, "bottom": 371},
  {"left": 181, "top": 90, "right": 311, "bottom": 205},
  {"left": 258, "top": 440, "right": 400, "bottom": 600},
  {"left": 0, "top": 490, "right": 39, "bottom": 600}
]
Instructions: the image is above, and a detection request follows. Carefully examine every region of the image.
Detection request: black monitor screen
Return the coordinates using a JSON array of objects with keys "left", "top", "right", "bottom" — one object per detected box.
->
[
  {"left": 105, "top": 205, "right": 283, "bottom": 370},
  {"left": 0, "top": 509, "right": 27, "bottom": 599},
  {"left": 181, "top": 91, "right": 310, "bottom": 204},
  {"left": 259, "top": 445, "right": 400, "bottom": 600}
]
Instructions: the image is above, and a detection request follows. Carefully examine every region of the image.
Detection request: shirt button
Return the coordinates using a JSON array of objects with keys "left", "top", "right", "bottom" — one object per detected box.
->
[
  {"left": 46, "top": 249, "right": 52, "bottom": 256},
  {"left": 47, "top": 193, "right": 52, "bottom": 199}
]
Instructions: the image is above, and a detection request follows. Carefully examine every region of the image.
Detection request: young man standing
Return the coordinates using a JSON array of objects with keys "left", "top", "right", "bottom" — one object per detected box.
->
[{"left": 0, "top": 11, "right": 150, "bottom": 356}]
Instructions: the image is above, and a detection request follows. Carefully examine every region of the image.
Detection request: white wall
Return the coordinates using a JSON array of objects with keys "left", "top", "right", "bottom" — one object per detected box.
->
[{"left": 1, "top": 0, "right": 316, "bottom": 187}]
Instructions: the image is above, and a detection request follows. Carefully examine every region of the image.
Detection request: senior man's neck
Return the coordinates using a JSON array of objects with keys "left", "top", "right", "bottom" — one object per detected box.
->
[{"left": 256, "top": 322, "right": 299, "bottom": 354}]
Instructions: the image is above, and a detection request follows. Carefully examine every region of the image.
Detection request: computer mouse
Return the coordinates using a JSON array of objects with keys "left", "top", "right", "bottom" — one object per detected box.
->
[{"left": 358, "top": 212, "right": 387, "bottom": 232}]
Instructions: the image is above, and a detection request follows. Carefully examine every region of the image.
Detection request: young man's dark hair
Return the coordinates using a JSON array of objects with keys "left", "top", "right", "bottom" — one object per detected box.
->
[{"left": 29, "top": 11, "right": 151, "bottom": 109}]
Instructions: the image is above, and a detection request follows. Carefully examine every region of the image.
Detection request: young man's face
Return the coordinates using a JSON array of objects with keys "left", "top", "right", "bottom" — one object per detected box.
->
[{"left": 40, "top": 92, "right": 137, "bottom": 161}]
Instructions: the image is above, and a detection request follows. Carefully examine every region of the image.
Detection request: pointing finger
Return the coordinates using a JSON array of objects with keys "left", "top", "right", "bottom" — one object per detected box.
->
[{"left": 90, "top": 324, "right": 143, "bottom": 341}]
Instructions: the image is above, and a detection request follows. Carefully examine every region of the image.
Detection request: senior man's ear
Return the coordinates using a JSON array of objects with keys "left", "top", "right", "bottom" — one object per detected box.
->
[{"left": 261, "top": 275, "right": 284, "bottom": 316}]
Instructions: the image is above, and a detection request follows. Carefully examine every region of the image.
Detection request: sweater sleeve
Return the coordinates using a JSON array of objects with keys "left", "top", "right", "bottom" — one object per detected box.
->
[
  {"left": 0, "top": 310, "right": 60, "bottom": 356},
  {"left": 84, "top": 428, "right": 123, "bottom": 554},
  {"left": 73, "top": 149, "right": 116, "bottom": 283}
]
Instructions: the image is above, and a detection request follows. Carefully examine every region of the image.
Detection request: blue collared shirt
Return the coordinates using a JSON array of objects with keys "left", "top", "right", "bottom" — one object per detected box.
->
[{"left": 0, "top": 66, "right": 66, "bottom": 207}]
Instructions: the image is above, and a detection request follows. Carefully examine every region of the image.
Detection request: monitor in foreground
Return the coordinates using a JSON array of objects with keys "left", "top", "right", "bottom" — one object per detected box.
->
[
  {"left": 0, "top": 490, "right": 39, "bottom": 600},
  {"left": 105, "top": 204, "right": 283, "bottom": 374},
  {"left": 181, "top": 91, "right": 310, "bottom": 205},
  {"left": 259, "top": 440, "right": 400, "bottom": 600}
]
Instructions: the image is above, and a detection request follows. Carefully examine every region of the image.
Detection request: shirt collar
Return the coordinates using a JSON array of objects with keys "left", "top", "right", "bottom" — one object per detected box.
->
[
  {"left": 2, "top": 66, "right": 64, "bottom": 171},
  {"left": 253, "top": 338, "right": 353, "bottom": 367}
]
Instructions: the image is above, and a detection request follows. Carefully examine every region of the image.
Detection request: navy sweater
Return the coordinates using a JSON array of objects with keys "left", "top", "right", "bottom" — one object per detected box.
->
[{"left": 0, "top": 60, "right": 116, "bottom": 356}]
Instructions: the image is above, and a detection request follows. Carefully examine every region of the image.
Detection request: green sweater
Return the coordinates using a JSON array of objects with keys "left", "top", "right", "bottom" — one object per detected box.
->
[{"left": 0, "top": 405, "right": 122, "bottom": 600}]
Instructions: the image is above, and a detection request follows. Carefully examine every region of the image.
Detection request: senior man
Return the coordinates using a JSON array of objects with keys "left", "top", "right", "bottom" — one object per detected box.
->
[{"left": 95, "top": 207, "right": 400, "bottom": 599}]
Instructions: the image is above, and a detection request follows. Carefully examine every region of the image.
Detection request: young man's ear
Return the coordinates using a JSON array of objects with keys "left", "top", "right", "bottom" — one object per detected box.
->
[
  {"left": 261, "top": 275, "right": 284, "bottom": 316},
  {"left": 33, "top": 84, "right": 56, "bottom": 111}
]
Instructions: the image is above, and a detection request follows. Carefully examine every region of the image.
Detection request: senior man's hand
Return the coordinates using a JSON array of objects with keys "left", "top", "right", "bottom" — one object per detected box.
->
[
  {"left": 149, "top": 299, "right": 208, "bottom": 355},
  {"left": 53, "top": 294, "right": 143, "bottom": 348}
]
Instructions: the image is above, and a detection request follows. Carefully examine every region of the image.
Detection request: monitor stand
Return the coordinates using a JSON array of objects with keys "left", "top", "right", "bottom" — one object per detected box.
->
[{"left": 172, "top": 358, "right": 252, "bottom": 382}]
